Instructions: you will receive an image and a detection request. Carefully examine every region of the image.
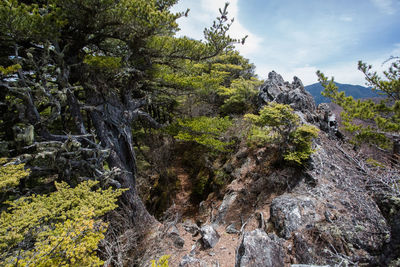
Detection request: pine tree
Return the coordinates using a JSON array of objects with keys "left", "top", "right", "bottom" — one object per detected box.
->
[
  {"left": 317, "top": 58, "right": 400, "bottom": 160},
  {"left": 0, "top": 0, "right": 242, "bottom": 229}
]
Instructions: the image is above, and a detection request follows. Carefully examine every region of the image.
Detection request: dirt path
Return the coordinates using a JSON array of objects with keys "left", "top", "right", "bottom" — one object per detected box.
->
[{"left": 171, "top": 165, "right": 193, "bottom": 216}]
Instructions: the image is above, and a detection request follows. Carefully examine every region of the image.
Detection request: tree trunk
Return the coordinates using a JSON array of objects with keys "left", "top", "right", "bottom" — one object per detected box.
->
[{"left": 90, "top": 107, "right": 154, "bottom": 226}]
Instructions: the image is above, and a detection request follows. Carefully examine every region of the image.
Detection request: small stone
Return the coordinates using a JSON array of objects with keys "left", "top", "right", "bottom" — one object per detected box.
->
[{"left": 200, "top": 224, "right": 220, "bottom": 249}]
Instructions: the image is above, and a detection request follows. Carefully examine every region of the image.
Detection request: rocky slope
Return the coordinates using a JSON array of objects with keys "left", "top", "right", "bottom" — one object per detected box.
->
[{"left": 137, "top": 72, "right": 399, "bottom": 267}]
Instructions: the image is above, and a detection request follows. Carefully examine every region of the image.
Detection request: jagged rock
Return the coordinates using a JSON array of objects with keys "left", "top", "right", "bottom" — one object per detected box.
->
[
  {"left": 235, "top": 229, "right": 285, "bottom": 267},
  {"left": 183, "top": 220, "right": 200, "bottom": 236},
  {"left": 316, "top": 103, "right": 341, "bottom": 138},
  {"left": 259, "top": 71, "right": 316, "bottom": 118},
  {"left": 179, "top": 255, "right": 208, "bottom": 267},
  {"left": 213, "top": 192, "right": 237, "bottom": 225},
  {"left": 270, "top": 194, "right": 321, "bottom": 239},
  {"left": 200, "top": 224, "right": 220, "bottom": 249}
]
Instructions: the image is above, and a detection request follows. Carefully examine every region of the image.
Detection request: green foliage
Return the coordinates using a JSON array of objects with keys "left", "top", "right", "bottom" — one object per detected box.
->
[
  {"left": 245, "top": 103, "right": 319, "bottom": 165},
  {"left": 0, "top": 158, "right": 29, "bottom": 192},
  {"left": 245, "top": 103, "right": 300, "bottom": 141},
  {"left": 192, "top": 170, "right": 209, "bottom": 198},
  {"left": 151, "top": 255, "right": 170, "bottom": 267},
  {"left": 317, "top": 58, "right": 400, "bottom": 149},
  {"left": 285, "top": 125, "right": 320, "bottom": 165},
  {"left": 0, "top": 64, "right": 21, "bottom": 76},
  {"left": 0, "top": 173, "right": 125, "bottom": 266},
  {"left": 213, "top": 169, "right": 230, "bottom": 187},
  {"left": 83, "top": 55, "right": 122, "bottom": 70},
  {"left": 219, "top": 77, "right": 261, "bottom": 115},
  {"left": 173, "top": 116, "right": 234, "bottom": 152}
]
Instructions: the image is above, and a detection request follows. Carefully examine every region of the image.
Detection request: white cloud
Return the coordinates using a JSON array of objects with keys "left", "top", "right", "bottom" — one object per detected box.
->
[
  {"left": 172, "top": 1, "right": 399, "bottom": 87},
  {"left": 255, "top": 43, "right": 400, "bottom": 86},
  {"left": 370, "top": 0, "right": 396, "bottom": 14},
  {"left": 171, "top": 0, "right": 264, "bottom": 57}
]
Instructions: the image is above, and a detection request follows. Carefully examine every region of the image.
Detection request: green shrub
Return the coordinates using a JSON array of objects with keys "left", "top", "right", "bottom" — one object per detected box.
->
[
  {"left": 218, "top": 77, "right": 261, "bottom": 115},
  {"left": 245, "top": 103, "right": 319, "bottom": 165},
  {"left": 151, "top": 255, "right": 170, "bottom": 267},
  {"left": 172, "top": 116, "right": 234, "bottom": 152},
  {"left": 0, "top": 160, "right": 125, "bottom": 266}
]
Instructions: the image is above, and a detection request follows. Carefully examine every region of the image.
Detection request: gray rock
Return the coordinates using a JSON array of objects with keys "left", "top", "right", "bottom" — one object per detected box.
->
[
  {"left": 168, "top": 226, "right": 185, "bottom": 248},
  {"left": 317, "top": 103, "right": 339, "bottom": 136},
  {"left": 270, "top": 194, "right": 321, "bottom": 239},
  {"left": 179, "top": 255, "right": 208, "bottom": 267},
  {"left": 171, "top": 234, "right": 185, "bottom": 248},
  {"left": 259, "top": 71, "right": 316, "bottom": 121},
  {"left": 183, "top": 220, "right": 200, "bottom": 236},
  {"left": 235, "top": 229, "right": 285, "bottom": 267},
  {"left": 167, "top": 225, "right": 179, "bottom": 236},
  {"left": 291, "top": 265, "right": 330, "bottom": 267},
  {"left": 213, "top": 192, "right": 237, "bottom": 225},
  {"left": 200, "top": 224, "right": 220, "bottom": 249}
]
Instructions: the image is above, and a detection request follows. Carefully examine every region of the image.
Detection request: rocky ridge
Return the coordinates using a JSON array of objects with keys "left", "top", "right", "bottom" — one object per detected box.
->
[{"left": 139, "top": 72, "right": 398, "bottom": 267}]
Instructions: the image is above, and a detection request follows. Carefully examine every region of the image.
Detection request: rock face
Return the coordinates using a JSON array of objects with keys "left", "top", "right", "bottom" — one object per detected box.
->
[
  {"left": 138, "top": 70, "right": 395, "bottom": 267},
  {"left": 270, "top": 195, "right": 321, "bottom": 239},
  {"left": 259, "top": 71, "right": 316, "bottom": 119},
  {"left": 235, "top": 229, "right": 285, "bottom": 267},
  {"left": 200, "top": 225, "right": 220, "bottom": 249}
]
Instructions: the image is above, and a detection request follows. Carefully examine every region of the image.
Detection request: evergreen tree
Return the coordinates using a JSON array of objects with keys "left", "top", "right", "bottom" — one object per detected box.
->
[
  {"left": 317, "top": 58, "right": 400, "bottom": 158},
  {"left": 0, "top": 0, "right": 242, "bottom": 230}
]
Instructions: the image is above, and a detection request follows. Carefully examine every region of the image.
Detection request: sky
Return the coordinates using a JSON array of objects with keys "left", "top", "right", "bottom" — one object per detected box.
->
[{"left": 171, "top": 0, "right": 400, "bottom": 86}]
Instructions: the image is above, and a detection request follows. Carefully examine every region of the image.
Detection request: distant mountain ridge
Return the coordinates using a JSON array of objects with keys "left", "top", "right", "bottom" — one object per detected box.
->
[{"left": 305, "top": 82, "right": 381, "bottom": 105}]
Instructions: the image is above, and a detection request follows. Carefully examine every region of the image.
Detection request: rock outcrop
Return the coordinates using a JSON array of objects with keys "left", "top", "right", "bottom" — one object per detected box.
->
[
  {"left": 235, "top": 229, "right": 285, "bottom": 267},
  {"left": 259, "top": 71, "right": 316, "bottom": 121},
  {"left": 270, "top": 195, "right": 321, "bottom": 239},
  {"left": 138, "top": 72, "right": 396, "bottom": 267}
]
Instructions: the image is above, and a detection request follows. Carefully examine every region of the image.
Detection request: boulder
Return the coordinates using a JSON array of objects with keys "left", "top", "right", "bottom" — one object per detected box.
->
[
  {"left": 200, "top": 224, "right": 220, "bottom": 249},
  {"left": 235, "top": 229, "right": 285, "bottom": 267},
  {"left": 270, "top": 194, "right": 321, "bottom": 239}
]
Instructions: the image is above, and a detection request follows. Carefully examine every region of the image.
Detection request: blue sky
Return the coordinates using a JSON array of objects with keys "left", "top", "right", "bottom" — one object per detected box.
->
[{"left": 171, "top": 0, "right": 400, "bottom": 85}]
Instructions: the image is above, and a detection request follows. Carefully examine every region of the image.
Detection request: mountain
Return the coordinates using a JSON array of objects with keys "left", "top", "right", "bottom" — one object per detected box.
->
[{"left": 305, "top": 82, "right": 381, "bottom": 105}]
